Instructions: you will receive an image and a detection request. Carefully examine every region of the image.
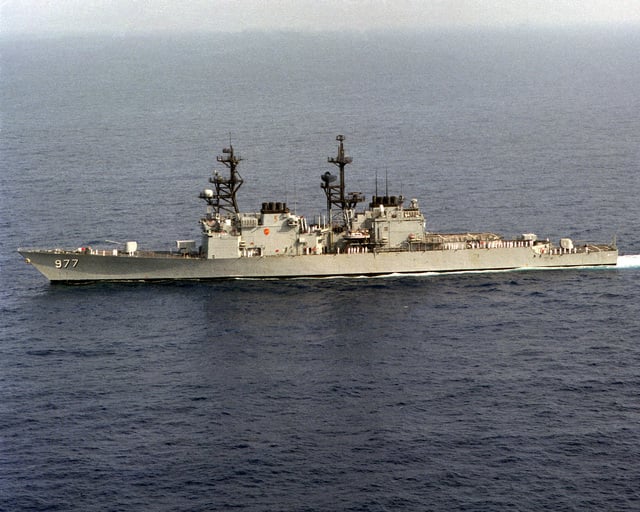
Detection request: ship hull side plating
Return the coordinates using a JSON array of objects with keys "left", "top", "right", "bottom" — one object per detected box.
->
[{"left": 19, "top": 247, "right": 618, "bottom": 283}]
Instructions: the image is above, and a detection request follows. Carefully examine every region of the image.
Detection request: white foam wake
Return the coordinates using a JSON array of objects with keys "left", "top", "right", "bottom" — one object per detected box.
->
[{"left": 617, "top": 254, "right": 640, "bottom": 268}]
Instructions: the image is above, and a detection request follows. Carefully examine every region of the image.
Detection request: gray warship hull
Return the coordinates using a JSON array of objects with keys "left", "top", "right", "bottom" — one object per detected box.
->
[
  {"left": 19, "top": 136, "right": 619, "bottom": 283},
  {"left": 19, "top": 244, "right": 618, "bottom": 283}
]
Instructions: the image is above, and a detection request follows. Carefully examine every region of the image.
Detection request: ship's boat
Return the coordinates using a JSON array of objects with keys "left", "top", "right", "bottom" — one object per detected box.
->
[{"left": 19, "top": 135, "right": 618, "bottom": 282}]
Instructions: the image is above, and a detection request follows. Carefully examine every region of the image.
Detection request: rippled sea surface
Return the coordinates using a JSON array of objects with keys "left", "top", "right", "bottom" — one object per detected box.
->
[{"left": 2, "top": 28, "right": 640, "bottom": 511}]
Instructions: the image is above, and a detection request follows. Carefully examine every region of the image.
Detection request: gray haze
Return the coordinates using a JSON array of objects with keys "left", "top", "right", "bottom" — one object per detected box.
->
[{"left": 2, "top": 0, "right": 640, "bottom": 35}]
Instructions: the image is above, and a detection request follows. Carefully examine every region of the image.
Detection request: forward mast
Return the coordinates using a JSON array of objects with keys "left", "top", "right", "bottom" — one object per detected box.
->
[{"left": 199, "top": 144, "right": 244, "bottom": 220}]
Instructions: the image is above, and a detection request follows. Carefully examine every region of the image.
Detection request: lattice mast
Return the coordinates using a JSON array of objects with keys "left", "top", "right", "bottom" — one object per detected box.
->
[
  {"left": 201, "top": 145, "right": 244, "bottom": 217},
  {"left": 321, "top": 135, "right": 364, "bottom": 228}
]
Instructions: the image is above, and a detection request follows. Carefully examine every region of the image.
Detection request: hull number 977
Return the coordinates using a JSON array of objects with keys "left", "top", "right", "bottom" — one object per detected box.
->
[{"left": 54, "top": 259, "right": 79, "bottom": 269}]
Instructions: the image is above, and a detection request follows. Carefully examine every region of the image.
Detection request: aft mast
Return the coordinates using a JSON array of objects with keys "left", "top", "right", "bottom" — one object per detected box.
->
[{"left": 321, "top": 135, "right": 364, "bottom": 229}]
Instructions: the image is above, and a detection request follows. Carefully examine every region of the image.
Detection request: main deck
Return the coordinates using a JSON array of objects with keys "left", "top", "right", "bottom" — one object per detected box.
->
[{"left": 19, "top": 241, "right": 618, "bottom": 283}]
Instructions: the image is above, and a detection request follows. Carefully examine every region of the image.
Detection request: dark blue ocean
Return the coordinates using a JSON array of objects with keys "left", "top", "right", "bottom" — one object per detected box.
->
[{"left": 2, "top": 28, "right": 640, "bottom": 511}]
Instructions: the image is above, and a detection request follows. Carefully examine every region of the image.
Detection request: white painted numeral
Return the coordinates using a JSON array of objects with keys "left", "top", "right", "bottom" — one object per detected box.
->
[{"left": 54, "top": 259, "right": 79, "bottom": 269}]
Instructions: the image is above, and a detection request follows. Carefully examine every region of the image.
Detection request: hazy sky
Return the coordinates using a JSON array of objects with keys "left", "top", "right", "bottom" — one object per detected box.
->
[{"left": 2, "top": 0, "right": 640, "bottom": 35}]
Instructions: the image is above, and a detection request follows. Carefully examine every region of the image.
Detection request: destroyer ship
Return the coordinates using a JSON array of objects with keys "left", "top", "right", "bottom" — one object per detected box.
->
[{"left": 19, "top": 135, "right": 618, "bottom": 283}]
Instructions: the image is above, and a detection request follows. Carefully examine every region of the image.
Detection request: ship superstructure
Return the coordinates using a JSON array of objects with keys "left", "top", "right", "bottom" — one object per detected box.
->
[
  {"left": 197, "top": 136, "right": 508, "bottom": 259},
  {"left": 19, "top": 135, "right": 618, "bottom": 282}
]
